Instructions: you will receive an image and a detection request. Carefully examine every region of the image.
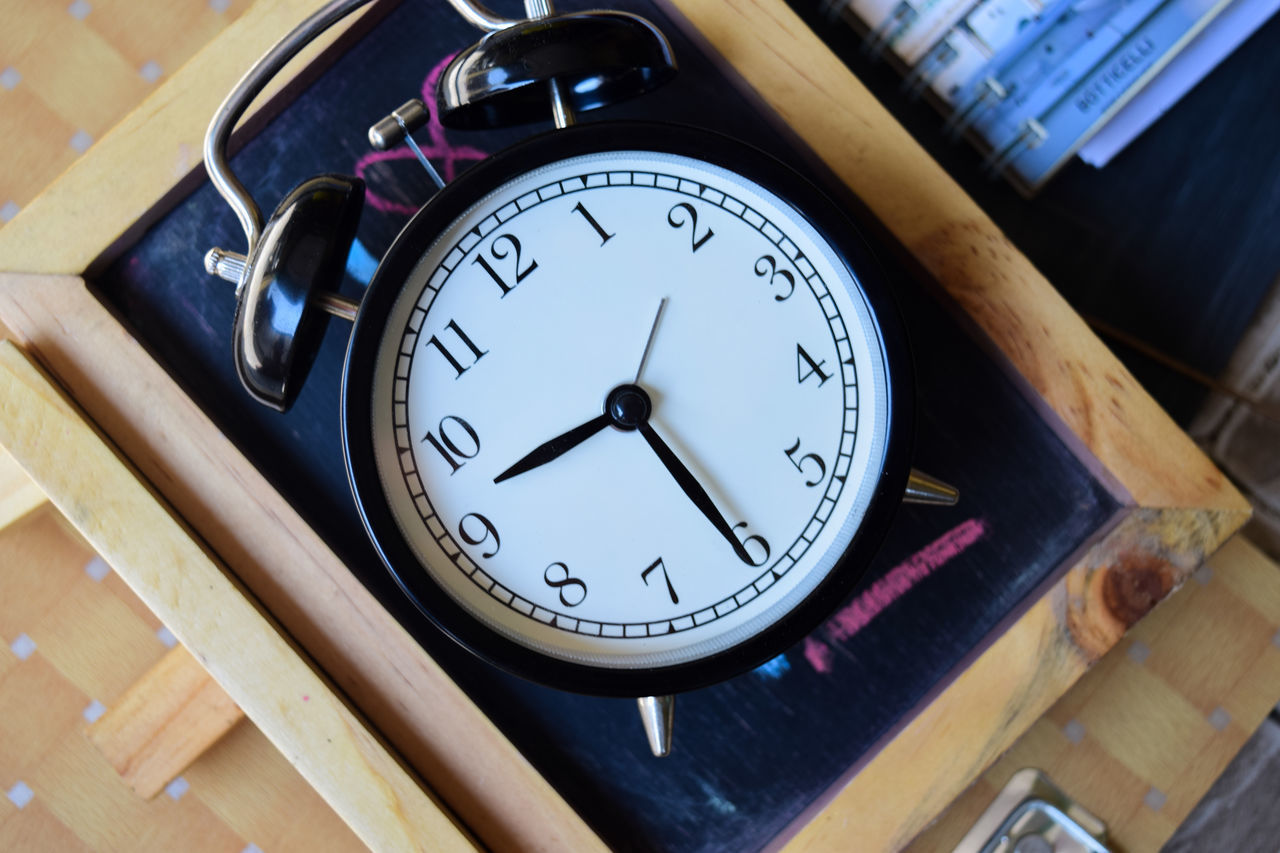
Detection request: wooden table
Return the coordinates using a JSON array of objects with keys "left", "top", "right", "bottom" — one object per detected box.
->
[{"left": 0, "top": 0, "right": 1259, "bottom": 850}]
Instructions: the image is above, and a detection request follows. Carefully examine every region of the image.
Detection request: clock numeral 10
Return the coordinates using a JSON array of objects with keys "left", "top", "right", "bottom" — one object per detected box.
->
[
  {"left": 667, "top": 202, "right": 714, "bottom": 253},
  {"left": 732, "top": 522, "right": 771, "bottom": 567},
  {"left": 473, "top": 233, "right": 537, "bottom": 296},
  {"left": 641, "top": 557, "right": 679, "bottom": 605},
  {"left": 571, "top": 201, "right": 615, "bottom": 245},
  {"left": 544, "top": 562, "right": 588, "bottom": 607},
  {"left": 424, "top": 319, "right": 488, "bottom": 378},
  {"left": 422, "top": 415, "right": 480, "bottom": 474}
]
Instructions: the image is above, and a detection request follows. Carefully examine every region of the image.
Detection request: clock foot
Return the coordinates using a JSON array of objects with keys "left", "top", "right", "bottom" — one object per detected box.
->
[
  {"left": 636, "top": 695, "right": 675, "bottom": 757},
  {"left": 904, "top": 469, "right": 959, "bottom": 505}
]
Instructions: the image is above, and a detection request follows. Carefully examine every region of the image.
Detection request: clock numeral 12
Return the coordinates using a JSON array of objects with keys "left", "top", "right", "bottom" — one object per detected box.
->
[
  {"left": 641, "top": 557, "right": 679, "bottom": 605},
  {"left": 424, "top": 319, "right": 488, "bottom": 378},
  {"left": 423, "top": 415, "right": 480, "bottom": 474},
  {"left": 667, "top": 202, "right": 714, "bottom": 253},
  {"left": 784, "top": 438, "right": 827, "bottom": 487},
  {"left": 571, "top": 201, "right": 615, "bottom": 245},
  {"left": 544, "top": 562, "right": 588, "bottom": 607},
  {"left": 473, "top": 233, "right": 537, "bottom": 296}
]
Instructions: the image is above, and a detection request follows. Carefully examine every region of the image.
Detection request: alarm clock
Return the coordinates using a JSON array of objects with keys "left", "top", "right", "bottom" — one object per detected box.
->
[{"left": 202, "top": 0, "right": 957, "bottom": 756}]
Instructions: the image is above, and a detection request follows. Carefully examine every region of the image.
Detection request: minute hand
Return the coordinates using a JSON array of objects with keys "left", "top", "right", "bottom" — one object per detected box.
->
[{"left": 638, "top": 422, "right": 753, "bottom": 564}]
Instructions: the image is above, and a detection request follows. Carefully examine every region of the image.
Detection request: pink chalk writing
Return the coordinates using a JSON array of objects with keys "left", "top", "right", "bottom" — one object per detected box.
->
[
  {"left": 804, "top": 517, "right": 988, "bottom": 674},
  {"left": 354, "top": 54, "right": 490, "bottom": 215}
]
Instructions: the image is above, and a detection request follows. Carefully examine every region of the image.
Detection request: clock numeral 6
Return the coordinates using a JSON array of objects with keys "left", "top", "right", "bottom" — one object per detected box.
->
[
  {"left": 457, "top": 512, "right": 500, "bottom": 558},
  {"left": 422, "top": 415, "right": 480, "bottom": 474},
  {"left": 754, "top": 254, "right": 796, "bottom": 302},
  {"left": 731, "top": 522, "right": 771, "bottom": 567},
  {"left": 667, "top": 202, "right": 714, "bottom": 253},
  {"left": 473, "top": 233, "right": 537, "bottom": 296},
  {"left": 784, "top": 438, "right": 827, "bottom": 487},
  {"left": 544, "top": 562, "right": 588, "bottom": 607}
]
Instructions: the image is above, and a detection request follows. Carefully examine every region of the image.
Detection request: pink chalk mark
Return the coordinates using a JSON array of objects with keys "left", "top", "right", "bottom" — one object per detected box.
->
[
  {"left": 302, "top": 695, "right": 310, "bottom": 702},
  {"left": 354, "top": 54, "right": 490, "bottom": 215},
  {"left": 803, "top": 518, "right": 989, "bottom": 674}
]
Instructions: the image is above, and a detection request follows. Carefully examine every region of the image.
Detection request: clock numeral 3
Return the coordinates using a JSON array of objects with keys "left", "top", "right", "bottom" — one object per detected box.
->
[
  {"left": 783, "top": 438, "right": 827, "bottom": 487},
  {"left": 571, "top": 201, "right": 615, "bottom": 245},
  {"left": 754, "top": 254, "right": 796, "bottom": 302},
  {"left": 544, "top": 562, "right": 588, "bottom": 607},
  {"left": 731, "top": 522, "right": 771, "bottom": 567},
  {"left": 641, "top": 557, "right": 679, "bottom": 605},
  {"left": 473, "top": 233, "right": 537, "bottom": 296},
  {"left": 796, "top": 343, "right": 832, "bottom": 386},
  {"left": 457, "top": 512, "right": 500, "bottom": 558},
  {"left": 422, "top": 415, "right": 480, "bottom": 474},
  {"left": 667, "top": 202, "right": 714, "bottom": 253},
  {"left": 424, "top": 319, "right": 488, "bottom": 378}
]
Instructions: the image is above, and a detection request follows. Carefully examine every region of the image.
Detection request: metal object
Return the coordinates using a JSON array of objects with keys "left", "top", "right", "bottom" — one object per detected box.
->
[
  {"left": 368, "top": 100, "right": 444, "bottom": 189},
  {"left": 904, "top": 469, "right": 960, "bottom": 505},
  {"left": 637, "top": 695, "right": 675, "bottom": 757},
  {"left": 954, "top": 769, "right": 1110, "bottom": 853},
  {"left": 445, "top": 0, "right": 522, "bottom": 32}
]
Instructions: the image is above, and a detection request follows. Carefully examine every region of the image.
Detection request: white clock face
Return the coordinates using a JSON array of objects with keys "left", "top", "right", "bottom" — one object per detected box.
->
[{"left": 367, "top": 149, "right": 890, "bottom": 670}]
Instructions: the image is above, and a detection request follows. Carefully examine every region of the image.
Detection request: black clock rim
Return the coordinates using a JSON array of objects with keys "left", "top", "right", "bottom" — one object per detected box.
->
[{"left": 341, "top": 121, "right": 915, "bottom": 697}]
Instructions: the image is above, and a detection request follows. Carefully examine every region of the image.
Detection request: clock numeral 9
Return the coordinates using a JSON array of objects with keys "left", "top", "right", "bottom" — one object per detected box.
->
[
  {"left": 457, "top": 512, "right": 500, "bottom": 558},
  {"left": 544, "top": 562, "right": 588, "bottom": 607},
  {"left": 473, "top": 233, "right": 537, "bottom": 296},
  {"left": 731, "top": 522, "right": 771, "bottom": 567},
  {"left": 667, "top": 202, "right": 714, "bottom": 253},
  {"left": 422, "top": 415, "right": 480, "bottom": 474},
  {"left": 754, "top": 254, "right": 796, "bottom": 302},
  {"left": 784, "top": 438, "right": 827, "bottom": 487}
]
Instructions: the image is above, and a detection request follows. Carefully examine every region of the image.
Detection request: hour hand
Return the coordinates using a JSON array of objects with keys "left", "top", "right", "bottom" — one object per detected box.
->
[{"left": 493, "top": 414, "right": 612, "bottom": 483}]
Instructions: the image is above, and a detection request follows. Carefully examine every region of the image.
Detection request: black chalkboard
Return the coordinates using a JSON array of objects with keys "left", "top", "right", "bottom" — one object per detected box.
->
[{"left": 96, "top": 2, "right": 1121, "bottom": 850}]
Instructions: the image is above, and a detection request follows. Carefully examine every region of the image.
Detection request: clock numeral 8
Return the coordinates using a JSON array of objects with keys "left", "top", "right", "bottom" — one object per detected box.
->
[
  {"left": 544, "top": 562, "right": 588, "bottom": 607},
  {"left": 422, "top": 415, "right": 480, "bottom": 474},
  {"left": 667, "top": 202, "right": 714, "bottom": 253}
]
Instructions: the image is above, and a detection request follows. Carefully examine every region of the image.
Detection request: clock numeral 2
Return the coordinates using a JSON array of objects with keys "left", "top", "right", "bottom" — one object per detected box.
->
[
  {"left": 423, "top": 415, "right": 480, "bottom": 474},
  {"left": 424, "top": 319, "right": 488, "bottom": 378},
  {"left": 473, "top": 233, "right": 537, "bottom": 296},
  {"left": 732, "top": 522, "right": 771, "bottom": 567},
  {"left": 784, "top": 438, "right": 827, "bottom": 487},
  {"left": 544, "top": 562, "right": 588, "bottom": 607},
  {"left": 754, "top": 254, "right": 796, "bottom": 302},
  {"left": 796, "top": 343, "right": 832, "bottom": 387},
  {"left": 641, "top": 557, "right": 679, "bottom": 605},
  {"left": 667, "top": 202, "right": 714, "bottom": 253},
  {"left": 572, "top": 201, "right": 614, "bottom": 245}
]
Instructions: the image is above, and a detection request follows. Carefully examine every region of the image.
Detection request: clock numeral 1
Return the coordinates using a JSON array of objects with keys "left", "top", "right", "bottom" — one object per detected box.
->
[
  {"left": 457, "top": 512, "right": 500, "bottom": 558},
  {"left": 796, "top": 343, "right": 832, "bottom": 387},
  {"left": 667, "top": 202, "right": 714, "bottom": 253},
  {"left": 544, "top": 562, "right": 588, "bottom": 607},
  {"left": 641, "top": 557, "right": 679, "bottom": 605},
  {"left": 424, "top": 319, "right": 488, "bottom": 378},
  {"left": 754, "top": 254, "right": 796, "bottom": 302},
  {"left": 473, "top": 233, "right": 537, "bottom": 296},
  {"left": 732, "top": 522, "right": 771, "bottom": 567},
  {"left": 784, "top": 438, "right": 827, "bottom": 487},
  {"left": 422, "top": 415, "right": 480, "bottom": 474},
  {"left": 571, "top": 201, "right": 615, "bottom": 245}
]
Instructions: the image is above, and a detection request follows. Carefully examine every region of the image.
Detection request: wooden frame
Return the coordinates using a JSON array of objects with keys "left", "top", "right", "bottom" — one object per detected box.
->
[{"left": 0, "top": 0, "right": 1249, "bottom": 850}]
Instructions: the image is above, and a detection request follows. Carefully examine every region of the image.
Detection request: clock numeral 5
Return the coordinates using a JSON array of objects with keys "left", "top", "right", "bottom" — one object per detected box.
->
[
  {"left": 754, "top": 254, "right": 796, "bottom": 302},
  {"left": 424, "top": 319, "right": 488, "bottom": 378},
  {"left": 473, "top": 233, "right": 537, "bottom": 296},
  {"left": 544, "top": 562, "right": 588, "bottom": 607},
  {"left": 422, "top": 415, "right": 480, "bottom": 474},
  {"left": 667, "top": 202, "right": 714, "bottom": 253},
  {"left": 784, "top": 438, "right": 827, "bottom": 487},
  {"left": 457, "top": 512, "right": 500, "bottom": 558},
  {"left": 641, "top": 557, "right": 679, "bottom": 605},
  {"left": 732, "top": 522, "right": 771, "bottom": 567}
]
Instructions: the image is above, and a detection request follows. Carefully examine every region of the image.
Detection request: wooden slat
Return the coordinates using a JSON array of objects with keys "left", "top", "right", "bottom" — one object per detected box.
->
[
  {"left": 0, "top": 449, "right": 46, "bottom": 529},
  {"left": 0, "top": 340, "right": 476, "bottom": 853}
]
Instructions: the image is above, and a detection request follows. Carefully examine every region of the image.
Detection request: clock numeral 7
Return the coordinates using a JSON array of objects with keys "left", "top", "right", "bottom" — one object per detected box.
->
[
  {"left": 732, "top": 522, "right": 771, "bottom": 567},
  {"left": 473, "top": 233, "right": 537, "bottom": 296},
  {"left": 641, "top": 557, "right": 679, "bottom": 605},
  {"left": 784, "top": 438, "right": 827, "bottom": 487},
  {"left": 667, "top": 202, "right": 714, "bottom": 253},
  {"left": 422, "top": 414, "right": 480, "bottom": 474},
  {"left": 544, "top": 562, "right": 588, "bottom": 607},
  {"left": 423, "top": 319, "right": 488, "bottom": 378}
]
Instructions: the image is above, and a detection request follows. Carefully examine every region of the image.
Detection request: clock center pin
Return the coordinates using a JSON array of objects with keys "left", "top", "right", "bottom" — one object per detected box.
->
[{"left": 605, "top": 383, "right": 652, "bottom": 431}]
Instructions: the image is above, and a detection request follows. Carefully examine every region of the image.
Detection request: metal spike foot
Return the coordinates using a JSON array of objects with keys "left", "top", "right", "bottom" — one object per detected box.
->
[
  {"left": 904, "top": 469, "right": 959, "bottom": 505},
  {"left": 637, "top": 695, "right": 675, "bottom": 757}
]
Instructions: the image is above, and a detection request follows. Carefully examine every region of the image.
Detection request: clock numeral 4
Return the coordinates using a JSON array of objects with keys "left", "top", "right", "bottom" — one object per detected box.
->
[
  {"left": 457, "top": 512, "right": 500, "bottom": 558},
  {"left": 571, "top": 201, "right": 615, "bottom": 245},
  {"left": 667, "top": 202, "right": 714, "bottom": 253},
  {"left": 473, "top": 233, "right": 537, "bottom": 296},
  {"left": 796, "top": 343, "right": 832, "bottom": 387},
  {"left": 784, "top": 438, "right": 827, "bottom": 487},
  {"left": 732, "top": 522, "right": 771, "bottom": 567},
  {"left": 641, "top": 557, "right": 679, "bottom": 605},
  {"left": 422, "top": 415, "right": 480, "bottom": 474},
  {"left": 544, "top": 562, "right": 588, "bottom": 607},
  {"left": 424, "top": 319, "right": 488, "bottom": 378},
  {"left": 754, "top": 254, "right": 796, "bottom": 302}
]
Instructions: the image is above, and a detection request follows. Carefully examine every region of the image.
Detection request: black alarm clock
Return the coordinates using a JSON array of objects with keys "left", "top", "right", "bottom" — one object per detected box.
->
[{"left": 202, "top": 0, "right": 956, "bottom": 756}]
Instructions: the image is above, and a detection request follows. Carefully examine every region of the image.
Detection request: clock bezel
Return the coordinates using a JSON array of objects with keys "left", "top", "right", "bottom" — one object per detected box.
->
[{"left": 341, "top": 121, "right": 915, "bottom": 696}]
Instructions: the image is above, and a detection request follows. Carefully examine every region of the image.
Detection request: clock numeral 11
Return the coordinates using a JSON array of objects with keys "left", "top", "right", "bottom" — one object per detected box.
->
[
  {"left": 641, "top": 557, "right": 679, "bottom": 605},
  {"left": 571, "top": 201, "right": 614, "bottom": 245},
  {"left": 473, "top": 233, "right": 537, "bottom": 296},
  {"left": 424, "top": 319, "right": 488, "bottom": 378},
  {"left": 423, "top": 415, "right": 480, "bottom": 474}
]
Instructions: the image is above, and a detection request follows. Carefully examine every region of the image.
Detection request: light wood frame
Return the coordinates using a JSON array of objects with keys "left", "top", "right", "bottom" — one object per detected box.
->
[{"left": 0, "top": 0, "right": 1249, "bottom": 850}]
